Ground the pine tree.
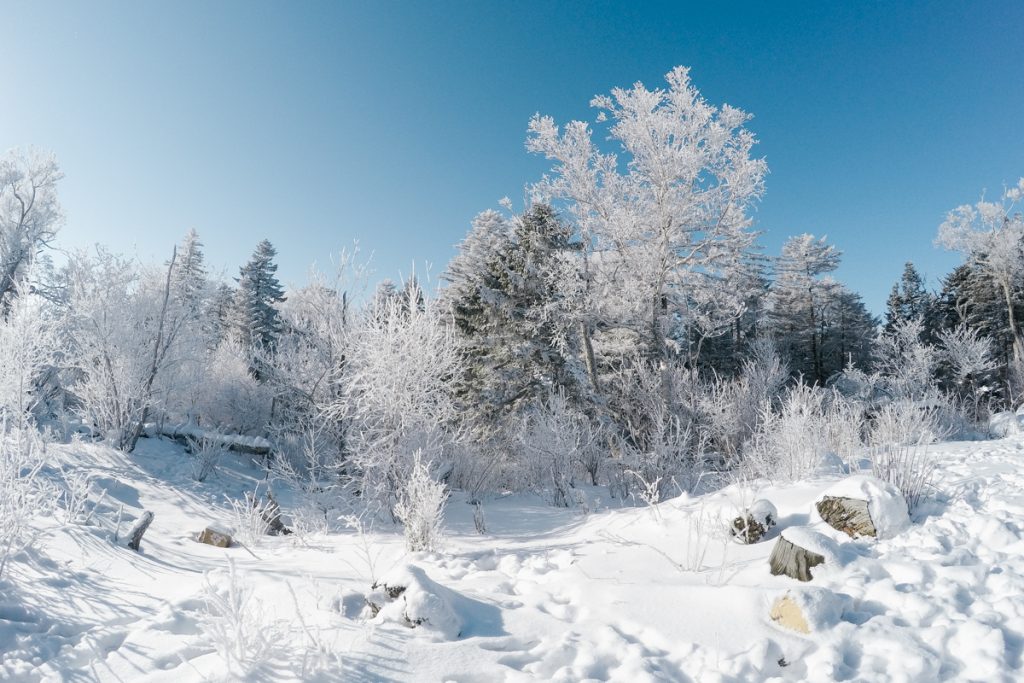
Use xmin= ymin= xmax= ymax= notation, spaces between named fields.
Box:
xmin=233 ymin=240 xmax=286 ymax=361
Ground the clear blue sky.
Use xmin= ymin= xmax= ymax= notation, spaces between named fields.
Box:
xmin=2 ymin=1 xmax=1021 ymax=313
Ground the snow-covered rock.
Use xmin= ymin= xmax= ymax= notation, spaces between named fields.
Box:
xmin=367 ymin=565 xmax=463 ymax=640
xmin=730 ymin=499 xmax=778 ymax=544
xmin=769 ymin=587 xmax=846 ymax=634
xmin=816 ymin=475 xmax=909 ymax=539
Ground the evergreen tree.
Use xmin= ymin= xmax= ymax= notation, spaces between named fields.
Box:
xmin=883 ymin=262 xmax=933 ymax=336
xmin=172 ymin=228 xmax=207 ymax=319
xmin=233 ymin=240 xmax=286 ymax=361
xmin=443 ymin=204 xmax=585 ymax=433
xmin=767 ymin=234 xmax=842 ymax=384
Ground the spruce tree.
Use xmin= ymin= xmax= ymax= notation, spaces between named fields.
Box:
xmin=883 ymin=262 xmax=933 ymax=336
xmin=233 ymin=239 xmax=286 ymax=359
xmin=443 ymin=204 xmax=584 ymax=433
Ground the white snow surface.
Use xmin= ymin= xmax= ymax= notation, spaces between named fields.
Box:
xmin=818 ymin=474 xmax=911 ymax=539
xmin=2 ymin=435 xmax=1024 ymax=681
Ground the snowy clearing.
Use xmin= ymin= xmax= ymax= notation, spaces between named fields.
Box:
xmin=3 ymin=434 xmax=1023 ymax=682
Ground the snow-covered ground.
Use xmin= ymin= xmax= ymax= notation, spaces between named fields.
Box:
xmin=3 ymin=434 xmax=1024 ymax=682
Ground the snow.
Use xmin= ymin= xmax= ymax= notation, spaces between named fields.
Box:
xmin=779 ymin=526 xmax=845 ymax=566
xmin=818 ymin=474 xmax=911 ymax=539
xmin=771 ymin=587 xmax=848 ymax=633
xmin=747 ymin=498 xmax=778 ymax=527
xmin=3 ymin=434 xmax=1024 ymax=680
xmin=988 ymin=410 xmax=1023 ymax=437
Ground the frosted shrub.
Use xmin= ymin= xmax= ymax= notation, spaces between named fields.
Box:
xmin=870 ymin=445 xmax=934 ymax=512
xmin=701 ymin=340 xmax=788 ymax=461
xmin=186 ymin=437 xmax=223 ymax=482
xmin=229 ymin=490 xmax=271 ymax=547
xmin=393 ymin=450 xmax=447 ymax=553
xmin=0 ymin=424 xmax=52 ymax=578
xmin=0 ymin=287 xmax=60 ymax=419
xmin=199 ymin=561 xmax=281 ymax=677
xmin=744 ymin=383 xmax=863 ymax=481
xmin=332 ymin=286 xmax=459 ymax=512
xmin=195 ymin=339 xmax=272 ymax=435
xmin=869 ymin=399 xmax=946 ymax=449
xmin=518 ymin=391 xmax=597 ymax=506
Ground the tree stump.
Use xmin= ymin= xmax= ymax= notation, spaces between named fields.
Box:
xmin=816 ymin=496 xmax=875 ymax=538
xmin=263 ymin=491 xmax=292 ymax=536
xmin=197 ymin=527 xmax=232 ymax=548
xmin=769 ymin=535 xmax=825 ymax=582
xmin=127 ymin=510 xmax=154 ymax=551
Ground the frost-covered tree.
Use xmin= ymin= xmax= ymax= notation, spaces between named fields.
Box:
xmin=233 ymin=240 xmax=286 ymax=372
xmin=0 ymin=149 xmax=63 ymax=314
xmin=444 ymin=204 xmax=586 ymax=435
xmin=0 ymin=283 xmax=59 ymax=419
xmin=526 ymin=66 xmax=766 ymax=389
xmin=937 ymin=178 xmax=1024 ymax=362
xmin=329 ymin=284 xmax=459 ymax=511
xmin=64 ymin=247 xmax=189 ymax=450
xmin=768 ymin=234 xmax=842 ymax=383
xmin=884 ymin=262 xmax=934 ymax=336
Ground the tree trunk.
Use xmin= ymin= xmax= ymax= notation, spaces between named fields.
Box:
xmin=127 ymin=511 xmax=154 ymax=551
xmin=126 ymin=246 xmax=178 ymax=452
xmin=768 ymin=535 xmax=825 ymax=582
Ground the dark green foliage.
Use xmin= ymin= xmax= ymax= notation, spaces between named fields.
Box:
xmin=443 ymin=204 xmax=586 ymax=433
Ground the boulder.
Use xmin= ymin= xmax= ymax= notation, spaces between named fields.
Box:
xmin=816 ymin=475 xmax=909 ymax=539
xmin=769 ymin=527 xmax=841 ymax=582
xmin=197 ymin=527 xmax=232 ymax=548
xmin=731 ymin=499 xmax=778 ymax=544
xmin=769 ymin=587 xmax=845 ymax=634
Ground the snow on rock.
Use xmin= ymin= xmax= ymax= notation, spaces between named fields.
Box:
xmin=769 ymin=587 xmax=847 ymax=634
xmin=816 ymin=475 xmax=910 ymax=539
xmin=730 ymin=499 xmax=778 ymax=544
xmin=368 ymin=564 xmax=463 ymax=641
xmin=989 ymin=411 xmax=1022 ymax=437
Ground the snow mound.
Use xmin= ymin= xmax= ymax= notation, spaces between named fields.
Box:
xmin=819 ymin=475 xmax=910 ymax=539
xmin=989 ymin=411 xmax=1022 ymax=437
xmin=770 ymin=587 xmax=847 ymax=634
xmin=370 ymin=564 xmax=463 ymax=640
xmin=747 ymin=499 xmax=778 ymax=527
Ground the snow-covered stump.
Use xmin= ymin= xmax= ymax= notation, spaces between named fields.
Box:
xmin=731 ymin=499 xmax=778 ymax=544
xmin=769 ymin=528 xmax=840 ymax=582
xmin=815 ymin=476 xmax=910 ymax=539
xmin=769 ymin=588 xmax=845 ymax=634
xmin=127 ymin=510 xmax=154 ymax=551
xmin=197 ymin=526 xmax=232 ymax=548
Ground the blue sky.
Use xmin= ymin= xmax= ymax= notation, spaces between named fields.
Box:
xmin=1 ymin=1 xmax=1021 ymax=313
